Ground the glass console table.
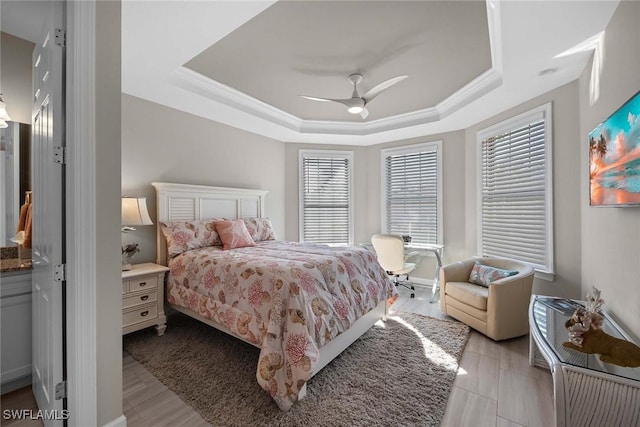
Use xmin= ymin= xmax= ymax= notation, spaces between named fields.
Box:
xmin=528 ymin=295 xmax=640 ymax=427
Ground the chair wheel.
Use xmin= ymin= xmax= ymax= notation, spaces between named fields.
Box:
xmin=410 ymin=293 xmax=415 ymax=298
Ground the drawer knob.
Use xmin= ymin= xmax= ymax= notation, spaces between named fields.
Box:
xmin=140 ymin=310 xmax=149 ymax=317
xmin=139 ymin=282 xmax=147 ymax=287
xmin=140 ymin=295 xmax=149 ymax=301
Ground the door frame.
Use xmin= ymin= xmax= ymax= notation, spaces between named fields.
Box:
xmin=26 ymin=2 xmax=123 ymax=425
xmin=65 ymin=1 xmax=101 ymax=425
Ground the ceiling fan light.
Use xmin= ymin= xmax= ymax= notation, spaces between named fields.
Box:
xmin=348 ymin=106 xmax=364 ymax=114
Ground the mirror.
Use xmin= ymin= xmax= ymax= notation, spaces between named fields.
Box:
xmin=1 ymin=20 xmax=37 ymax=271
xmin=1 ymin=121 xmax=31 ymax=247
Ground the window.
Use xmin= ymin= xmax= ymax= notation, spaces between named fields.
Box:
xmin=381 ymin=141 xmax=442 ymax=246
xmin=477 ymin=103 xmax=554 ymax=276
xmin=299 ymin=150 xmax=353 ymax=245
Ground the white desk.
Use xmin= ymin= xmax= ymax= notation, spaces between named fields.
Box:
xmin=405 ymin=244 xmax=444 ymax=303
xmin=363 ymin=242 xmax=444 ymax=303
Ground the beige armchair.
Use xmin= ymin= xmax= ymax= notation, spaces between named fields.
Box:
xmin=439 ymin=257 xmax=535 ymax=341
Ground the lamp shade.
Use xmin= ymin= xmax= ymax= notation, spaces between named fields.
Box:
xmin=0 ymin=95 xmax=11 ymax=122
xmin=121 ymin=197 xmax=153 ymax=226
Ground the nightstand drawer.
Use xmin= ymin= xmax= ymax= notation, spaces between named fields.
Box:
xmin=123 ymin=304 xmax=157 ymax=328
xmin=123 ymin=290 xmax=158 ymax=310
xmin=122 ymin=263 xmax=169 ymax=336
xmin=128 ymin=275 xmax=157 ymax=293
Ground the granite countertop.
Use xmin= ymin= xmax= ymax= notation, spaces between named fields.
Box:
xmin=0 ymin=246 xmax=33 ymax=273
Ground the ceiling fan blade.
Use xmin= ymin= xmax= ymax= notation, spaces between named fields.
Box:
xmin=362 ymin=75 xmax=408 ymax=104
xmin=299 ymin=95 xmax=335 ymax=103
xmin=300 ymin=95 xmax=362 ymax=108
xmin=360 ymin=108 xmax=369 ymax=119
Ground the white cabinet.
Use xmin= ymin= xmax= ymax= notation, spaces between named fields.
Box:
xmin=122 ymin=263 xmax=169 ymax=336
xmin=1 ymin=271 xmax=32 ymax=393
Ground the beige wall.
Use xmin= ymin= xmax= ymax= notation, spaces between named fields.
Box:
xmin=464 ymin=82 xmax=583 ymax=299
xmin=579 ymin=0 xmax=640 ymax=341
xmin=96 ymin=1 xmax=123 ymax=425
xmin=1 ymin=32 xmax=33 ymax=124
xmin=121 ymin=94 xmax=286 ymax=264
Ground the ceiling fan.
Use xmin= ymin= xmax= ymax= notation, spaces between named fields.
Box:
xmin=300 ymin=74 xmax=408 ymax=119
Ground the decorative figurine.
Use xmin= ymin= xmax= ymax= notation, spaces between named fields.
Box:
xmin=122 ymin=242 xmax=140 ymax=271
xmin=563 ymin=287 xmax=640 ymax=368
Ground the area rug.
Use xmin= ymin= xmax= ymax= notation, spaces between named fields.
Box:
xmin=123 ymin=311 xmax=470 ymax=427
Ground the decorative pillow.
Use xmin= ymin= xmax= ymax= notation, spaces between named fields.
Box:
xmin=159 ymin=221 xmax=222 ymax=257
xmin=468 ymin=261 xmax=518 ymax=287
xmin=242 ymin=217 xmax=277 ymax=242
xmin=214 ymin=219 xmax=256 ymax=250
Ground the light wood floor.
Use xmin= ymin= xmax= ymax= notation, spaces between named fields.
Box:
xmin=392 ymin=286 xmax=554 ymax=427
xmin=0 ymin=386 xmax=42 ymax=427
xmin=3 ymin=285 xmax=554 ymax=427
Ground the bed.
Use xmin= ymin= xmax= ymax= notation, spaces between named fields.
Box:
xmin=152 ymin=182 xmax=396 ymax=411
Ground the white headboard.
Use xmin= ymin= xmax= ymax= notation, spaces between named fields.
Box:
xmin=151 ymin=182 xmax=268 ymax=265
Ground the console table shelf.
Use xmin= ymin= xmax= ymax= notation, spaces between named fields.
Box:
xmin=528 ymin=295 xmax=640 ymax=427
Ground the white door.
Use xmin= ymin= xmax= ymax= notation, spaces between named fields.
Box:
xmin=31 ymin=1 xmax=65 ymax=424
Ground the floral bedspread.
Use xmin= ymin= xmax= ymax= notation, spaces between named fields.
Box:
xmin=166 ymin=240 xmax=396 ymax=410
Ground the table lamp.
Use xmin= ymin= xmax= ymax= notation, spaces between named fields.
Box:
xmin=121 ymin=197 xmax=153 ymax=270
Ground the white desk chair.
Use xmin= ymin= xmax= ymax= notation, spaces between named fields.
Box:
xmin=371 ymin=234 xmax=421 ymax=298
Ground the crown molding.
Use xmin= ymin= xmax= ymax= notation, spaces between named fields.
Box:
xmin=170 ymin=62 xmax=501 ymax=139
xmin=437 ymin=68 xmax=503 ymax=119
xmin=166 ymin=0 xmax=504 ymax=140
xmin=169 ymin=67 xmax=301 ymax=132
xmin=123 ymin=0 xmax=507 ymax=144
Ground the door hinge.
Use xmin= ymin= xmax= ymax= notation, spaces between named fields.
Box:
xmin=55 ymin=381 xmax=66 ymax=400
xmin=54 ymin=264 xmax=66 ymax=282
xmin=53 ymin=146 xmax=65 ymax=164
xmin=55 ymin=28 xmax=66 ymax=47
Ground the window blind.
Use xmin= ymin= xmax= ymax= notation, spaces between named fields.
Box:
xmin=480 ymin=116 xmax=549 ymax=270
xmin=301 ymin=153 xmax=352 ymax=245
xmin=384 ymin=146 xmax=440 ymax=245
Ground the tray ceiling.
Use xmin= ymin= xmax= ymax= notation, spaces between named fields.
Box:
xmin=121 ymin=0 xmax=620 ymax=145
xmin=185 ymin=1 xmax=491 ymax=122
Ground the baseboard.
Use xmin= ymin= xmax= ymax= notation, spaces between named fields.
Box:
xmin=101 ymin=414 xmax=126 ymax=427
xmin=1 ymin=375 xmax=32 ymax=395
xmin=409 ymin=277 xmax=434 ymax=287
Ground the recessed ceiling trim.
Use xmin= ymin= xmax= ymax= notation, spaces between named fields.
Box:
xmin=437 ymin=68 xmax=503 ymax=118
xmin=170 ymin=67 xmax=502 ymax=139
xmin=170 ymin=67 xmax=301 ymax=131
xmin=123 ymin=0 xmax=620 ymax=145
xmin=171 ymin=64 xmax=506 ymax=138
xmin=301 ymin=107 xmax=441 ymax=136
xmin=166 ymin=0 xmax=503 ymax=139
xmin=486 ymin=0 xmax=504 ymax=74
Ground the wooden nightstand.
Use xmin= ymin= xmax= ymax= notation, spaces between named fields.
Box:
xmin=122 ymin=263 xmax=170 ymax=336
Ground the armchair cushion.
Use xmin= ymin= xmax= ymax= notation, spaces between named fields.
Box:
xmin=468 ymin=261 xmax=518 ymax=287
xmin=445 ymin=281 xmax=488 ymax=310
